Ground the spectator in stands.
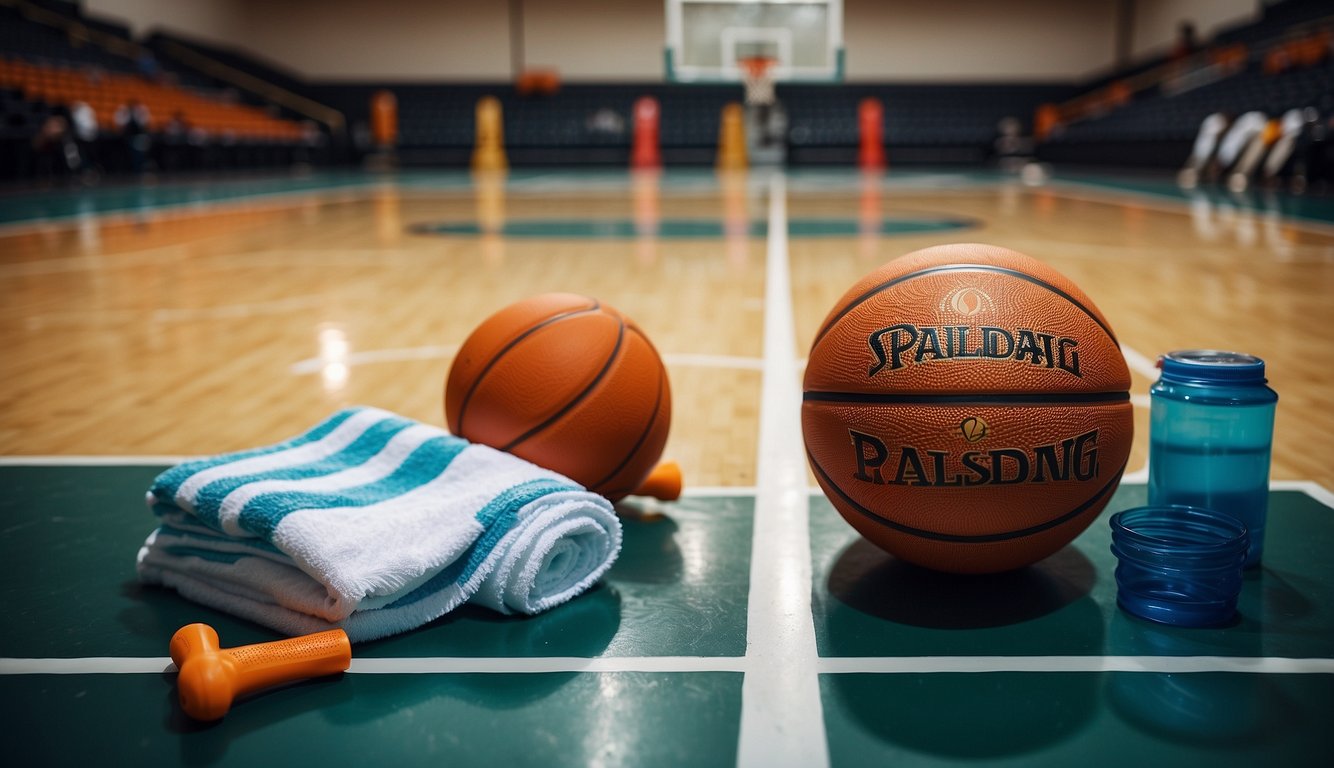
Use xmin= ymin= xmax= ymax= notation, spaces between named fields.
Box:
xmin=295 ymin=120 xmax=326 ymax=167
xmin=586 ymin=108 xmax=626 ymax=136
xmin=69 ymin=100 xmax=98 ymax=179
xmin=115 ymin=98 xmax=152 ymax=175
xmin=188 ymin=123 xmax=209 ymax=171
xmin=159 ymin=111 xmax=189 ymax=172
xmin=137 ymin=51 xmax=162 ymax=83
xmin=31 ymin=112 xmax=75 ymax=184
xmin=1172 ymin=22 xmax=1199 ymax=61
xmin=992 ymin=116 xmax=1033 ymax=171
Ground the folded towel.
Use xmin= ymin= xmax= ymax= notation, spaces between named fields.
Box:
xmin=136 ymin=406 xmax=621 ymax=642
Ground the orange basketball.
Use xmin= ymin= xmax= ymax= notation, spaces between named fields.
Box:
xmin=445 ymin=293 xmax=671 ymax=502
xmin=802 ymin=244 xmax=1133 ymax=574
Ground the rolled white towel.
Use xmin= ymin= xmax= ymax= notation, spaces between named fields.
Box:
xmin=136 ymin=406 xmax=621 ymax=642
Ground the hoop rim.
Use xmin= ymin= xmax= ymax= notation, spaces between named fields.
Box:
xmin=739 ymin=56 xmax=777 ymax=79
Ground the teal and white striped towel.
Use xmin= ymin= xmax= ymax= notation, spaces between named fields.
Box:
xmin=136 ymin=406 xmax=621 ymax=642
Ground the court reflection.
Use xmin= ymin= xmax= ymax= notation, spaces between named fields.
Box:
xmin=819 ymin=532 xmax=1105 ymax=757
xmin=356 ymin=496 xmax=753 ymax=659
xmin=609 ymin=503 xmax=684 ymax=585
xmin=1105 ymin=616 xmax=1267 ymax=747
xmin=472 ymin=169 xmax=507 ymax=265
xmin=363 ymin=581 xmax=622 ymax=660
xmin=717 ymin=169 xmax=751 ymax=271
xmin=171 ymin=670 xmax=356 ymax=765
xmin=631 ymin=168 xmax=661 ymax=266
xmin=825 ymin=537 xmax=1097 ymax=630
xmin=825 ymin=670 xmax=1099 ymax=760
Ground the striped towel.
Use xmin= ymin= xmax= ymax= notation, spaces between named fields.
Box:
xmin=136 ymin=406 xmax=621 ymax=643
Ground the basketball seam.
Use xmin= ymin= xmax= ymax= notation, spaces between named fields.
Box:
xmin=811 ymin=264 xmax=1120 ymax=350
xmin=806 ymin=449 xmax=1126 ymax=544
xmin=501 ymin=313 xmax=627 ymax=453
xmin=455 ymin=298 xmax=600 ymax=435
xmin=590 ymin=361 xmax=666 ymax=494
xmin=803 ymin=392 xmax=1131 ymax=405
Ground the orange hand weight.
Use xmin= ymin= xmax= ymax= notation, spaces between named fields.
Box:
xmin=631 ymin=461 xmax=682 ymax=501
xmin=169 ymin=623 xmax=352 ymax=721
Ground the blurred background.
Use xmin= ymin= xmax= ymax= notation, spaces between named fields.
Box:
xmin=0 ymin=0 xmax=1330 ymax=188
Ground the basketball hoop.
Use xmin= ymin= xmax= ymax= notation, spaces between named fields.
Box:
xmin=739 ymin=56 xmax=776 ymax=107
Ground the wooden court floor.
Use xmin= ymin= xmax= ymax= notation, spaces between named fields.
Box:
xmin=1 ymin=169 xmax=1331 ymax=491
xmin=3 ymin=169 xmax=1334 ymax=767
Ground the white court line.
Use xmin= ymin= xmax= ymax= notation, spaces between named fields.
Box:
xmin=0 ymin=456 xmax=194 ymax=466
xmin=1122 ymin=466 xmax=1150 ymax=483
xmin=0 ymin=184 xmax=379 ymax=237
xmin=289 ymin=345 xmax=461 ymax=375
xmin=288 ymin=348 xmax=764 ymax=376
xmin=818 ymin=656 xmax=1334 ymax=675
xmin=0 ymin=657 xmax=173 ymax=674
xmin=6 ymin=654 xmax=1332 ymax=676
xmin=2 ymin=462 xmax=1327 ymax=509
xmin=349 ymin=656 xmax=747 ymax=674
xmin=1120 ymin=344 xmax=1161 ymax=380
xmin=681 ymin=486 xmax=767 ymax=497
xmin=1272 ymin=480 xmax=1334 ymax=509
xmin=1047 ymin=180 xmax=1334 ymax=236
xmin=735 ymin=173 xmax=829 ymax=768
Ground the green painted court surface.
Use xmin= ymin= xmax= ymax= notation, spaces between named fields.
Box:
xmin=1 ymin=465 xmax=1331 ymax=766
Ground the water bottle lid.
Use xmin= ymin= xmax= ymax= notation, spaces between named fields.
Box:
xmin=1159 ymin=350 xmax=1267 ymax=384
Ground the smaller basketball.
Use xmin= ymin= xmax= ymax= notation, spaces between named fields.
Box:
xmin=445 ymin=293 xmax=671 ymax=502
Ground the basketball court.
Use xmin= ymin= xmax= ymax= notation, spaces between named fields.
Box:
xmin=3 ymin=168 xmax=1332 ymax=765
xmin=3 ymin=0 xmax=1334 ymax=765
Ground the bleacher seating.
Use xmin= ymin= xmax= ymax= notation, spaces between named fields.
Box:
xmin=1037 ymin=0 xmax=1333 ymax=168
xmin=0 ymin=2 xmax=316 ymax=180
xmin=308 ymin=82 xmax=745 ymax=165
xmin=780 ymin=83 xmax=1072 ymax=165
xmin=4 ymin=0 xmax=1330 ymax=178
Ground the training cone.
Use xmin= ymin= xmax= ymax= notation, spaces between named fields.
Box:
xmin=472 ymin=96 xmax=508 ymax=172
xmin=631 ymin=96 xmax=662 ymax=169
xmin=716 ymin=103 xmax=747 ymax=170
xmin=858 ymin=98 xmax=885 ymax=170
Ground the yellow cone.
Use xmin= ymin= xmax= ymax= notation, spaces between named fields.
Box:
xmin=716 ymin=102 xmax=747 ymax=170
xmin=472 ymin=96 xmax=508 ymax=172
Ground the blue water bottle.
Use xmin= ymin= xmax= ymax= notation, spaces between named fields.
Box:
xmin=1148 ymin=351 xmax=1277 ymax=569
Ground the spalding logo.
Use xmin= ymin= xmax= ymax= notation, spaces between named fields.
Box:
xmin=959 ymin=417 xmax=989 ymax=443
xmin=942 ymin=287 xmax=994 ymax=317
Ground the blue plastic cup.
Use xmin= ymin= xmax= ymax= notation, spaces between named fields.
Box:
xmin=1109 ymin=505 xmax=1249 ymax=627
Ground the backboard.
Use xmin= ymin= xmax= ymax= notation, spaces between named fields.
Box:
xmin=665 ymin=0 xmax=844 ymax=83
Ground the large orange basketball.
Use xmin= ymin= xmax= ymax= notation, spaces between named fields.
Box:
xmin=802 ymin=244 xmax=1133 ymax=574
xmin=445 ymin=293 xmax=671 ymax=502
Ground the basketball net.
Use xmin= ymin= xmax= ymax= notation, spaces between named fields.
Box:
xmin=740 ymin=56 xmax=776 ymax=107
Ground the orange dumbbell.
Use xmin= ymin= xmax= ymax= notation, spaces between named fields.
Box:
xmin=632 ymin=460 xmax=683 ymax=501
xmin=169 ymin=623 xmax=352 ymax=721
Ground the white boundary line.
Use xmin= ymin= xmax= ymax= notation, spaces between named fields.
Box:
xmin=287 ymin=348 xmax=765 ymax=376
xmin=0 ymin=183 xmax=381 ymax=237
xmin=818 ymin=656 xmax=1334 ymax=675
xmin=1272 ymin=480 xmax=1334 ymax=509
xmin=735 ymin=173 xmax=829 ymax=768
xmin=0 ymin=456 xmax=195 ymax=466
xmin=349 ymin=656 xmax=747 ymax=674
xmin=0 ymin=658 xmax=174 ymax=674
xmin=1047 ymin=179 xmax=1334 ymax=236
xmin=2 ymin=461 xmax=1328 ymax=508
xmin=6 ymin=654 xmax=1332 ymax=676
xmin=1119 ymin=344 xmax=1160 ymax=380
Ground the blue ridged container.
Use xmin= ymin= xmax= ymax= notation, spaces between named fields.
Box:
xmin=1110 ymin=505 xmax=1249 ymax=627
xmin=1147 ymin=350 xmax=1277 ymax=569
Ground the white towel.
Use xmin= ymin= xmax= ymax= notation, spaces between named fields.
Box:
xmin=136 ymin=406 xmax=621 ymax=643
